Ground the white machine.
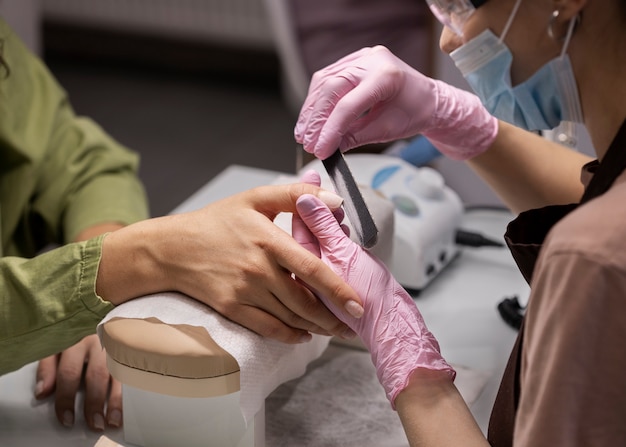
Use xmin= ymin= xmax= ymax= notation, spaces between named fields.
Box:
xmin=301 ymin=154 xmax=464 ymax=292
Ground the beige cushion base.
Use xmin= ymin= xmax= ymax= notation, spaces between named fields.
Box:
xmin=101 ymin=317 xmax=241 ymax=397
xmin=106 ymin=354 xmax=241 ymax=398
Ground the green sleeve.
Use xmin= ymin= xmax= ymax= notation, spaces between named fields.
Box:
xmin=41 ymin=113 xmax=151 ymax=243
xmin=0 ymin=17 xmax=149 ymax=249
xmin=0 ymin=235 xmax=113 ymax=375
xmin=0 ymin=19 xmax=146 ymax=375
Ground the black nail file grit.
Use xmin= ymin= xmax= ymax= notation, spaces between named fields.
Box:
xmin=322 ymin=149 xmax=379 ymax=248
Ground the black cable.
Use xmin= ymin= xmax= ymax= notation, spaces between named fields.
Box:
xmin=463 ymin=204 xmax=510 ymax=213
xmin=497 ymin=295 xmax=525 ymax=330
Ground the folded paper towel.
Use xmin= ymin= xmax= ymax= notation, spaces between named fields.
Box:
xmin=98 ymin=292 xmax=330 ymax=424
xmin=94 ymin=436 xmax=124 ymax=447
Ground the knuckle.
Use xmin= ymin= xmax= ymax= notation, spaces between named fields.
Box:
xmin=329 ymin=282 xmax=351 ymax=305
xmin=311 ymin=69 xmax=325 ymax=83
xmin=330 ymin=320 xmax=348 ymax=335
xmin=254 ymin=316 xmax=306 ymax=344
xmin=243 ymin=257 xmax=269 ymax=281
xmin=214 ymin=295 xmax=242 ymax=317
xmin=258 ymin=323 xmax=289 ymax=342
xmin=298 ymin=254 xmax=324 ymax=278
xmin=288 ymin=182 xmax=315 ymax=199
xmin=57 ymin=363 xmax=83 ymax=379
xmin=343 ymin=133 xmax=360 ymax=149
xmin=85 ymin=367 xmax=110 ymax=386
xmin=381 ymin=63 xmax=404 ymax=83
xmin=371 ymin=44 xmax=389 ymax=54
xmin=295 ymin=290 xmax=324 ymax=318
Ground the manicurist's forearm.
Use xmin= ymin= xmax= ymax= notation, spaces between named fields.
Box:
xmin=394 ymin=369 xmax=489 ymax=447
xmin=468 ymin=121 xmax=591 ymax=214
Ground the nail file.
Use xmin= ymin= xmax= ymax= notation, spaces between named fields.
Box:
xmin=322 ymin=149 xmax=378 ymax=248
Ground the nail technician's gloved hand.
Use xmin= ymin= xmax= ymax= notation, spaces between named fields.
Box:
xmin=292 ymin=191 xmax=455 ymax=408
xmin=294 ymin=45 xmax=498 ymax=161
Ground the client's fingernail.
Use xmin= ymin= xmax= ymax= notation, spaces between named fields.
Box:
xmin=34 ymin=380 xmax=44 ymax=398
xmin=93 ymin=413 xmax=105 ymax=431
xmin=62 ymin=410 xmax=74 ymax=427
xmin=342 ymin=328 xmax=357 ymax=339
xmin=108 ymin=409 xmax=122 ymax=427
xmin=299 ymin=333 xmax=313 ymax=343
xmin=345 ymin=300 xmax=364 ymax=318
xmin=319 ymin=191 xmax=344 ymax=209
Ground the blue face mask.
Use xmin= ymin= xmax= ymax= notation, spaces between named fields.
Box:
xmin=449 ymin=13 xmax=583 ymax=131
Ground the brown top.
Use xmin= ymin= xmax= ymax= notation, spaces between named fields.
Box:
xmin=513 ymin=168 xmax=626 ymax=445
xmin=489 ymin=120 xmax=626 ymax=446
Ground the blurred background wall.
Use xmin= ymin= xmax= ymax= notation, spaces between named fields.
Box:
xmin=3 ymin=0 xmax=592 ymax=216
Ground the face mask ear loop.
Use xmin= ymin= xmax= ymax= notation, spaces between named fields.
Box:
xmin=499 ymin=0 xmax=524 ymax=43
xmin=559 ymin=15 xmax=577 ymax=59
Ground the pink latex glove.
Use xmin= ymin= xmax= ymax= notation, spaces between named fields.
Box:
xmin=292 ymin=189 xmax=455 ymax=408
xmin=294 ymin=45 xmax=498 ymax=161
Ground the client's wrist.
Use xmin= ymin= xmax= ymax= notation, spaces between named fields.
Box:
xmin=96 ymin=219 xmax=166 ymax=305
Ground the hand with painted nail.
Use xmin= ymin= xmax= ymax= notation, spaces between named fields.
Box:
xmin=35 ymin=223 xmax=125 ymax=432
xmin=98 ymin=183 xmax=363 ymax=345
xmin=293 ymin=192 xmax=455 ymax=407
xmin=31 ymin=183 xmax=362 ymax=434
xmin=36 ymin=335 xmax=122 ymax=431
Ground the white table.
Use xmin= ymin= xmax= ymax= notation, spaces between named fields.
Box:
xmin=0 ymin=165 xmax=526 ymax=446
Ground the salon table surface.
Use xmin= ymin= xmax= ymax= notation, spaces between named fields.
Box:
xmin=0 ymin=165 xmax=526 ymax=447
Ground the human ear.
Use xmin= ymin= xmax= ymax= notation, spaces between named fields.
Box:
xmin=552 ymin=0 xmax=587 ymax=21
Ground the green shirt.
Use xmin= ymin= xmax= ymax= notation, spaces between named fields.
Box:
xmin=0 ymin=18 xmax=149 ymax=374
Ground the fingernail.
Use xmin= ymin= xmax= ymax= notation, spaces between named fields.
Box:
xmin=93 ymin=413 xmax=105 ymax=431
xmin=108 ymin=409 xmax=122 ymax=427
xmin=318 ymin=191 xmax=344 ymax=209
xmin=34 ymin=380 xmax=44 ymax=398
xmin=345 ymin=300 xmax=364 ymax=318
xmin=342 ymin=327 xmax=357 ymax=339
xmin=299 ymin=333 xmax=313 ymax=343
xmin=62 ymin=410 xmax=74 ymax=427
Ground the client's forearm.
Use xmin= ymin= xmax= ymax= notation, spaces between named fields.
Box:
xmin=73 ymin=222 xmax=126 ymax=242
xmin=395 ymin=369 xmax=489 ymax=447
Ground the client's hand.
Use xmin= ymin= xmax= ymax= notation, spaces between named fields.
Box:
xmin=292 ymin=185 xmax=455 ymax=407
xmin=36 ymin=335 xmax=122 ymax=431
xmin=36 ymin=222 xmax=126 ymax=431
xmin=98 ymin=183 xmax=363 ymax=345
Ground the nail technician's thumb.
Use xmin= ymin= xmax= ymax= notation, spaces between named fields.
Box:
xmin=296 ymin=194 xmax=323 ymax=218
xmin=297 ymin=195 xmax=344 ymax=240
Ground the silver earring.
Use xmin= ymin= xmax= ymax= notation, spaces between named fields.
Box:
xmin=548 ymin=10 xmax=581 ymax=41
